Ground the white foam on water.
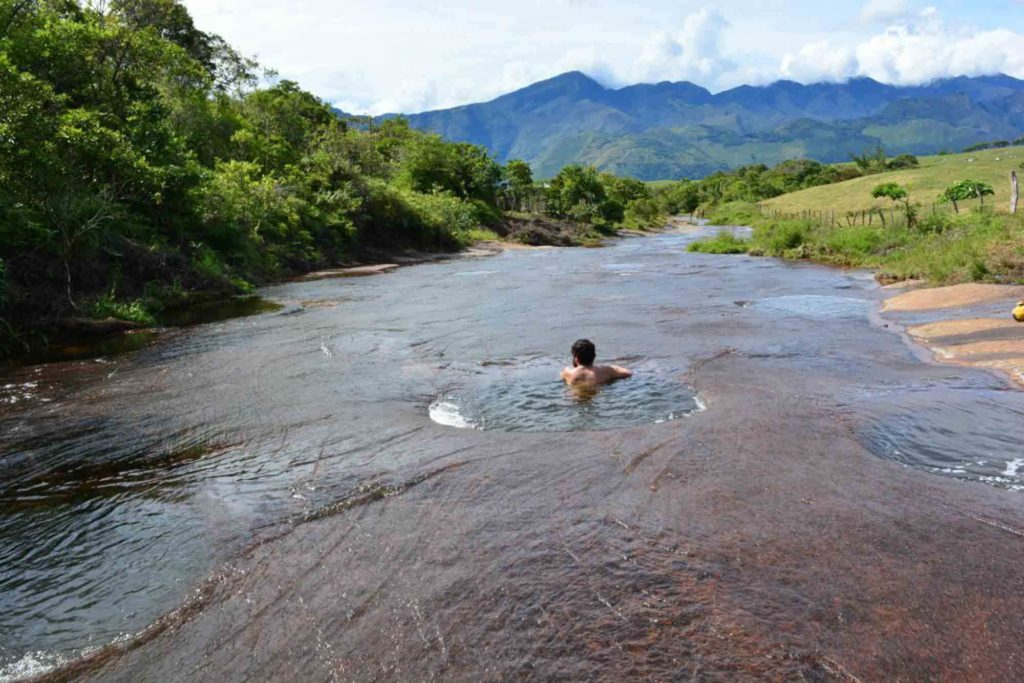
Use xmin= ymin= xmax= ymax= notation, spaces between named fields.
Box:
xmin=1004 ymin=458 xmax=1024 ymax=477
xmin=0 ymin=633 xmax=138 ymax=682
xmin=428 ymin=399 xmax=476 ymax=430
xmin=1 ymin=649 xmax=72 ymax=682
xmin=0 ymin=381 xmax=38 ymax=405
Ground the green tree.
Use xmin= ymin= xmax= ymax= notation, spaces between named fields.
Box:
xmin=656 ymin=180 xmax=699 ymax=214
xmin=939 ymin=179 xmax=995 ymax=213
xmin=397 ymin=134 xmax=501 ymax=203
xmin=546 ymin=164 xmax=606 ymax=222
xmin=872 ymin=182 xmax=915 ymax=226
xmin=599 ymin=173 xmax=649 ymax=205
xmin=502 ymin=159 xmax=534 ymax=211
xmin=504 ymin=159 xmax=533 ymax=194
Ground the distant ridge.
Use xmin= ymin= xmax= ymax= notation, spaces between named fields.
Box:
xmin=379 ymin=71 xmax=1024 ymax=179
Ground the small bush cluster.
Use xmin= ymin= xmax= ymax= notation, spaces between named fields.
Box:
xmin=687 ymin=231 xmax=750 ymax=254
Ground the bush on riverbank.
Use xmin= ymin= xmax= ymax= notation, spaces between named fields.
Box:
xmin=690 ymin=202 xmax=1024 ymax=284
xmin=687 ymin=231 xmax=750 ymax=254
xmin=0 ymin=1 xmax=651 ymax=355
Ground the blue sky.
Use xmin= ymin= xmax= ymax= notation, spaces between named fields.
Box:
xmin=181 ymin=0 xmax=1024 ymax=114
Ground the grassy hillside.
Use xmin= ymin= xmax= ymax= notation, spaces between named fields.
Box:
xmin=763 ymin=147 xmax=1024 ymax=215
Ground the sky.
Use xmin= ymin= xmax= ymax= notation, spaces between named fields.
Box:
xmin=181 ymin=0 xmax=1024 ymax=115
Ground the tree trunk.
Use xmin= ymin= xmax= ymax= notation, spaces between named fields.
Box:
xmin=952 ymin=199 xmax=959 ymax=214
xmin=63 ymin=255 xmax=75 ymax=309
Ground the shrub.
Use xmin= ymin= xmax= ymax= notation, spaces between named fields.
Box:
xmin=916 ymin=212 xmax=956 ymax=234
xmin=597 ymin=199 xmax=625 ymax=223
xmin=752 ymin=219 xmax=809 ymax=255
xmin=832 ymin=167 xmax=864 ymax=182
xmin=688 ymin=231 xmax=750 ymax=254
xmin=88 ymin=292 xmax=157 ymax=325
xmin=624 ymin=197 xmax=663 ymax=228
xmin=887 ymin=154 xmax=919 ymax=170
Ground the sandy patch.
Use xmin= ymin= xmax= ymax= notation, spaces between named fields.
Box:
xmin=907 ymin=316 xmax=1024 ymax=386
xmin=883 ymin=283 xmax=1024 ymax=312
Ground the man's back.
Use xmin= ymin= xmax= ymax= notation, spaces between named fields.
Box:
xmin=561 ymin=339 xmax=632 ymax=387
xmin=561 ymin=363 xmax=632 ymax=386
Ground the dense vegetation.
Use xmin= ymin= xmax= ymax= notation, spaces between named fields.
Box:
xmin=0 ymin=1 xmax=661 ymax=353
xmin=647 ymin=157 xmax=870 ymax=216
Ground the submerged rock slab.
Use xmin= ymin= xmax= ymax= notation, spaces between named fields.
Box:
xmin=883 ymin=283 xmax=1024 ymax=312
xmin=297 ymin=263 xmax=399 ymax=281
xmin=908 ymin=317 xmax=1024 ymax=386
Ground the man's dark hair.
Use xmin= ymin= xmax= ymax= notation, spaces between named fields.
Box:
xmin=572 ymin=339 xmax=596 ymax=366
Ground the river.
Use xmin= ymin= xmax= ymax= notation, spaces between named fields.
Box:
xmin=2 ymin=227 xmax=1023 ymax=680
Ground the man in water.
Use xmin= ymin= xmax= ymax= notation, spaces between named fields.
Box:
xmin=561 ymin=339 xmax=633 ymax=386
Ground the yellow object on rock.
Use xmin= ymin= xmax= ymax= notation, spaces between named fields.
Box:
xmin=1014 ymin=301 xmax=1024 ymax=323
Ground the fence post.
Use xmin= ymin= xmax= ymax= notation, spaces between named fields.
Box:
xmin=1012 ymin=171 xmax=1019 ymax=215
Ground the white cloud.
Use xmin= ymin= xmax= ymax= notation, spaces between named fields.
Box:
xmin=183 ymin=0 xmax=1024 ymax=115
xmin=630 ymin=8 xmax=736 ymax=86
xmin=780 ymin=42 xmax=858 ymax=83
xmin=335 ymin=49 xmax=622 ymax=115
xmin=780 ymin=7 xmax=1024 ymax=85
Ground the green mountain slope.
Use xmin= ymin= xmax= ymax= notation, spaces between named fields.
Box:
xmin=393 ymin=72 xmax=1024 ymax=180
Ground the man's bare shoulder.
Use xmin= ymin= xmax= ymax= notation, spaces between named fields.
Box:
xmin=609 ymin=364 xmax=633 ymax=378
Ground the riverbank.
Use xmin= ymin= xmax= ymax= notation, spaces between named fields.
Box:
xmin=687 ymin=203 xmax=1024 ymax=385
xmin=882 ymin=283 xmax=1024 ymax=387
xmin=690 ymin=201 xmax=1024 ymax=285
xmin=0 ymin=216 xmax=638 ymax=367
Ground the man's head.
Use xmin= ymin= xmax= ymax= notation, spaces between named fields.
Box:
xmin=571 ymin=339 xmax=596 ymax=367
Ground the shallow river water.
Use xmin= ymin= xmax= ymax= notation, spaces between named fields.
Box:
xmin=1 ymin=228 xmax=1023 ymax=680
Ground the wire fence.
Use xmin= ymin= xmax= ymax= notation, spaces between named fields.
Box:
xmin=497 ymin=190 xmax=548 ymax=214
xmin=754 ymin=202 xmax=959 ymax=229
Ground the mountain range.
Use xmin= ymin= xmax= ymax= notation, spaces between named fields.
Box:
xmin=388 ymin=71 xmax=1024 ymax=180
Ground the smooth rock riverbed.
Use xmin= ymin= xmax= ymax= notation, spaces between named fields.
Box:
xmin=2 ymin=228 xmax=1023 ymax=681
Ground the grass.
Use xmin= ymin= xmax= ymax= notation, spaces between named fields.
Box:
xmin=644 ymin=179 xmax=678 ymax=191
xmin=690 ymin=201 xmax=1024 ymax=285
xmin=762 ymin=146 xmax=1024 ymax=216
xmin=459 ymin=227 xmax=501 ymax=243
xmin=87 ymin=293 xmax=158 ymax=326
xmin=687 ymin=230 xmax=749 ymax=254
